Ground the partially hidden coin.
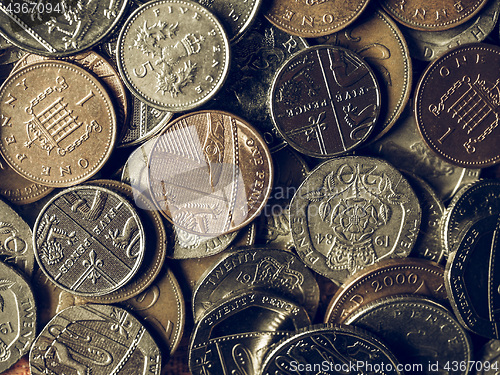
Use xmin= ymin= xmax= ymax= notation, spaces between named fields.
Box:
xmin=192 ymin=247 xmax=320 ymax=322
xmin=263 ymin=0 xmax=371 ymax=38
xmin=0 ymin=356 xmax=29 ymax=375
xmin=401 ymin=0 xmax=500 ymax=61
xmin=290 ymin=155 xmax=421 ymax=284
xmin=415 ymin=43 xmax=500 ymax=168
xmin=345 ymin=295 xmax=473 ymax=375
xmin=0 ymin=261 xmax=36 ymax=373
xmin=270 ymin=45 xmax=381 ymax=158
xmin=189 ymin=290 xmax=311 ymax=375
xmin=474 ymin=340 xmax=500 ymax=374
xmin=366 ymin=108 xmax=481 ymax=201
xmin=121 ymin=265 xmax=185 ymax=356
xmin=82 ymin=179 xmax=167 ymax=303
xmin=311 ymin=8 xmax=412 ymax=143
xmin=148 ymin=110 xmax=273 ymax=237
xmin=441 ymin=179 xmax=500 ymax=254
xmin=0 ymin=0 xmax=129 ymax=57
xmin=380 ymin=0 xmax=489 ymax=31
xmin=0 ymin=61 xmax=117 ymax=187
xmin=260 ymin=323 xmax=403 ymax=375
xmin=33 ymin=185 xmax=145 ymax=297
xmin=324 ymin=258 xmax=447 ymax=324
xmin=29 ymin=304 xmax=161 ymax=374
xmin=117 ymin=0 xmax=231 ymax=112
xmin=445 ymin=214 xmax=500 ymax=339
xmin=0 ymin=198 xmax=34 ymax=278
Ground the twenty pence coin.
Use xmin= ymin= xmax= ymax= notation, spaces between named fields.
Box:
xmin=290 ymin=156 xmax=421 ymax=284
xmin=0 ymin=61 xmax=117 ymax=187
xmin=148 ymin=110 xmax=273 ymax=237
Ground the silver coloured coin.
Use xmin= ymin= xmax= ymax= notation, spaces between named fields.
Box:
xmin=117 ymin=0 xmax=231 ymax=112
xmin=33 ymin=185 xmax=145 ymax=297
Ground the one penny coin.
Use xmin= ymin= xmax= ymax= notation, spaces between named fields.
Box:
xmin=33 ymin=185 xmax=145 ymax=297
xmin=415 ymin=43 xmax=500 ymax=168
xmin=0 ymin=61 xmax=117 ymax=187
xmin=148 ymin=110 xmax=273 ymax=237
xmin=270 ymin=45 xmax=381 ymax=158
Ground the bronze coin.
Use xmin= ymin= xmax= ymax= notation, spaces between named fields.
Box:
xmin=33 ymin=185 xmax=146 ymax=297
xmin=0 ymin=61 xmax=117 ymax=187
xmin=263 ymin=0 xmax=371 ymax=37
xmin=0 ymin=356 xmax=29 ymax=375
xmin=148 ymin=110 xmax=273 ymax=237
xmin=270 ymin=45 xmax=381 ymax=158
xmin=324 ymin=258 xmax=447 ymax=324
xmin=380 ymin=0 xmax=490 ymax=31
xmin=415 ymin=43 xmax=500 ymax=168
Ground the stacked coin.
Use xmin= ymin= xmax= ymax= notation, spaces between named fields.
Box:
xmin=2 ymin=0 xmax=500 ymax=374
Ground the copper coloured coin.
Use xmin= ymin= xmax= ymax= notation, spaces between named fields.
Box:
xmin=263 ymin=0 xmax=371 ymax=38
xmin=0 ymin=61 xmax=117 ymax=187
xmin=270 ymin=45 xmax=381 ymax=158
xmin=415 ymin=43 xmax=500 ymax=168
xmin=148 ymin=110 xmax=273 ymax=237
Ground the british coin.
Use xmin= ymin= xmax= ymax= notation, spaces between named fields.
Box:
xmin=415 ymin=43 xmax=500 ymax=168
xmin=148 ymin=110 xmax=273 ymax=237
xmin=324 ymin=258 xmax=447 ymax=324
xmin=189 ymin=290 xmax=311 ymax=375
xmin=192 ymin=247 xmax=320 ymax=322
xmin=0 ymin=46 xmax=25 ymax=65
xmin=263 ymin=0 xmax=371 ymax=38
xmin=0 ymin=0 xmax=128 ymax=57
xmin=290 ymin=156 xmax=421 ymax=284
xmin=121 ymin=266 xmax=185 ymax=356
xmin=401 ymin=0 xmax=500 ymax=61
xmin=445 ymin=214 xmax=500 ymax=339
xmin=29 ymin=304 xmax=161 ymax=374
xmin=192 ymin=0 xmax=262 ymax=43
xmin=260 ymin=324 xmax=403 ymax=375
xmin=0 ymin=261 xmax=36 ymax=373
xmin=33 ymin=185 xmax=145 ymax=297
xmin=0 ymin=356 xmax=29 ymax=375
xmin=404 ymin=172 xmax=447 ymax=263
xmin=11 ymin=51 xmax=129 ymax=136
xmin=311 ymin=8 xmax=412 ymax=143
xmin=347 ymin=296 xmax=472 ymax=375
xmin=475 ymin=340 xmax=500 ymax=374
xmin=0 ymin=61 xmax=117 ymax=187
xmin=256 ymin=147 xmax=309 ymax=250
xmin=205 ymin=15 xmax=308 ymax=153
xmin=0 ymin=198 xmax=34 ymax=277
xmin=380 ymin=0 xmax=489 ymax=31
xmin=117 ymin=0 xmax=231 ymax=112
xmin=441 ymin=180 xmax=500 ymax=254
xmin=270 ymin=45 xmax=381 ymax=158
xmin=83 ymin=179 xmax=167 ymax=303
xmin=366 ymin=108 xmax=481 ymax=201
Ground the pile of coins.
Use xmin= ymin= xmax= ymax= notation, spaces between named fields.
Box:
xmin=1 ymin=0 xmax=500 ymax=374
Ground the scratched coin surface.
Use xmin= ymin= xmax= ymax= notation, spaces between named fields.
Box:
xmin=415 ymin=43 xmax=500 ymax=168
xmin=345 ymin=296 xmax=473 ymax=375
xmin=270 ymin=45 xmax=381 ymax=158
xmin=324 ymin=258 xmax=447 ymax=324
xmin=0 ymin=198 xmax=34 ymax=277
xmin=380 ymin=0 xmax=489 ymax=31
xmin=148 ymin=110 xmax=273 ymax=237
xmin=0 ymin=61 xmax=117 ymax=187
xmin=29 ymin=304 xmax=161 ymax=375
xmin=0 ymin=261 xmax=36 ymax=373
xmin=121 ymin=265 xmax=185 ymax=356
xmin=263 ymin=0 xmax=371 ymax=37
xmin=290 ymin=156 xmax=421 ymax=284
xmin=311 ymin=8 xmax=412 ymax=142
xmin=192 ymin=247 xmax=320 ymax=322
xmin=33 ymin=185 xmax=145 ymax=297
xmin=445 ymin=214 xmax=500 ymax=339
xmin=117 ymin=0 xmax=231 ymax=112
xmin=260 ymin=324 xmax=403 ymax=375
xmin=0 ymin=0 xmax=128 ymax=57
